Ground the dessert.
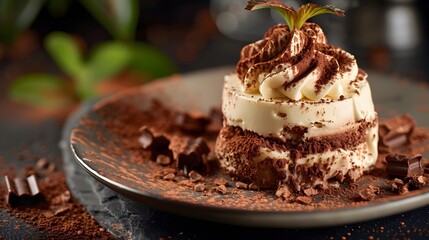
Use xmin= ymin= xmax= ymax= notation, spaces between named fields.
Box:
xmin=215 ymin=1 xmax=379 ymax=192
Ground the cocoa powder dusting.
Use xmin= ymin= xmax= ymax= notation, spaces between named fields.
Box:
xmin=74 ymin=99 xmax=429 ymax=213
xmin=0 ymin=171 xmax=113 ymax=239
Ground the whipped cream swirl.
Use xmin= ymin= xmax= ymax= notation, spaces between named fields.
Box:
xmin=236 ymin=23 xmax=362 ymax=101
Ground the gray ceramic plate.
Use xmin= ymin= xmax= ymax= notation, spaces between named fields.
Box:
xmin=70 ymin=66 xmax=429 ymax=228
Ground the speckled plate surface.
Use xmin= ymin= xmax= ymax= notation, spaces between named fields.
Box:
xmin=69 ymin=66 xmax=429 ymax=228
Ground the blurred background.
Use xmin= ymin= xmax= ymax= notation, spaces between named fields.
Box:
xmin=0 ymin=0 xmax=428 ymax=116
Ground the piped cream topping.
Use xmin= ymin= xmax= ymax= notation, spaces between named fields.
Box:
xmin=236 ymin=23 xmax=360 ymax=101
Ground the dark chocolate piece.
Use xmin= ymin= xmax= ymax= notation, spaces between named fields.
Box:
xmin=379 ymin=115 xmax=415 ymax=150
xmin=174 ymin=110 xmax=211 ymax=134
xmin=177 ymin=137 xmax=210 ymax=174
xmin=385 ymin=154 xmax=423 ymax=178
xmin=138 ymin=126 xmax=170 ymax=149
xmin=5 ymin=175 xmax=40 ymax=206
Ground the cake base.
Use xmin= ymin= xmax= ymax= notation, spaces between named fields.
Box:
xmin=215 ymin=122 xmax=378 ymax=191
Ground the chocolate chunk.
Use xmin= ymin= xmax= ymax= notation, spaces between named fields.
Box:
xmin=174 ymin=110 xmax=211 ymax=134
xmin=235 ymin=181 xmax=248 ymax=189
xmin=194 ymin=183 xmax=205 ymax=192
xmin=138 ymin=126 xmax=170 ymax=149
xmin=248 ymin=183 xmax=260 ymax=190
xmin=188 ymin=170 xmax=203 ymax=182
xmin=162 ymin=173 xmax=175 ymax=181
xmin=358 ymin=185 xmax=379 ymax=201
xmin=379 ymin=115 xmax=415 ymax=151
xmin=275 ymin=186 xmax=292 ymax=200
xmin=386 ymin=154 xmax=423 ymax=178
xmin=391 ymin=178 xmax=405 ymax=192
xmin=177 ymin=137 xmax=210 ymax=174
xmin=5 ymin=175 xmax=41 ymax=207
xmin=296 ymin=196 xmax=313 ymax=205
xmin=214 ymin=177 xmax=228 ymax=186
xmin=303 ymin=188 xmax=318 ymax=196
xmin=214 ymin=185 xmax=227 ymax=195
xmin=406 ymin=176 xmax=426 ymax=189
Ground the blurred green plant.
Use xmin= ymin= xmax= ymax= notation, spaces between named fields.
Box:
xmin=9 ymin=0 xmax=177 ymax=108
xmin=80 ymin=0 xmax=139 ymax=41
xmin=0 ymin=0 xmax=44 ymax=44
xmin=10 ymin=31 xmax=176 ymax=107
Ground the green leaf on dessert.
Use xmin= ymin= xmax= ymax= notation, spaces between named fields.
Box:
xmin=244 ymin=1 xmax=344 ymax=30
xmin=296 ymin=4 xmax=345 ymax=29
xmin=245 ymin=0 xmax=296 ymax=29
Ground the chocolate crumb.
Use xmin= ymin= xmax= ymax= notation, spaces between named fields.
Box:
xmin=296 ymin=196 xmax=313 ymax=205
xmin=358 ymin=186 xmax=379 ymax=201
xmin=399 ymin=184 xmax=409 ymax=195
xmin=275 ymin=186 xmax=292 ymax=200
xmin=194 ymin=183 xmax=205 ymax=192
xmin=303 ymin=188 xmax=318 ymax=196
xmin=391 ymin=178 xmax=405 ymax=192
xmin=214 ymin=178 xmax=228 ymax=186
xmin=215 ymin=185 xmax=227 ymax=195
xmin=235 ymin=181 xmax=248 ymax=189
xmin=248 ymin=183 xmax=260 ymax=191
xmin=188 ymin=170 xmax=203 ymax=182
xmin=162 ymin=173 xmax=176 ymax=181
xmin=156 ymin=154 xmax=171 ymax=166
xmin=407 ymin=175 xmax=426 ymax=189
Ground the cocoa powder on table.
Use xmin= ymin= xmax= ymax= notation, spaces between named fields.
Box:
xmin=0 ymin=170 xmax=114 ymax=239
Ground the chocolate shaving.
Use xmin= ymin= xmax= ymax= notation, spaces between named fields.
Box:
xmin=5 ymin=175 xmax=41 ymax=207
xmin=379 ymin=115 xmax=415 ymax=151
xmin=177 ymin=137 xmax=210 ymax=174
xmin=386 ymin=154 xmax=423 ymax=178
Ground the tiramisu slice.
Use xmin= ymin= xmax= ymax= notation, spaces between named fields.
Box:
xmin=215 ymin=1 xmax=379 ymax=193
